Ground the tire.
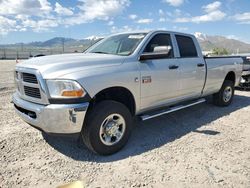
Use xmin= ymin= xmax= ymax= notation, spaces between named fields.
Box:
xmin=81 ymin=100 xmax=133 ymax=155
xmin=213 ymin=80 xmax=234 ymax=106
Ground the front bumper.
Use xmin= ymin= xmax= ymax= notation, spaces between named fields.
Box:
xmin=12 ymin=92 xmax=89 ymax=134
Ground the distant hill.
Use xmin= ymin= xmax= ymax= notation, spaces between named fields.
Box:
xmin=39 ymin=37 xmax=76 ymax=47
xmin=1 ymin=33 xmax=250 ymax=54
xmin=195 ymin=32 xmax=250 ymax=53
xmin=0 ymin=36 xmax=103 ymax=49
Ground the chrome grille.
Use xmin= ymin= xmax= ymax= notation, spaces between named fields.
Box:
xmin=15 ymin=68 xmax=48 ymax=104
xmin=24 ymin=86 xmax=41 ymax=99
xmin=22 ymin=73 xmax=38 ymax=84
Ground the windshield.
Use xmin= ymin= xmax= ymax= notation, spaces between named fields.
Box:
xmin=88 ymin=33 xmax=146 ymax=56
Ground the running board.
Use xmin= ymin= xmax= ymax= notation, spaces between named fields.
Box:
xmin=140 ymin=98 xmax=206 ymax=121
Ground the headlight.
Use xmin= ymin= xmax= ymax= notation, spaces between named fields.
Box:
xmin=46 ymin=80 xmax=85 ymax=98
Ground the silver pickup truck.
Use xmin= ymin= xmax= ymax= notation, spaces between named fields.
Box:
xmin=13 ymin=30 xmax=243 ymax=155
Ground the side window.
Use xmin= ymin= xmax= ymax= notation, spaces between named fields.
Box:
xmin=143 ymin=34 xmax=173 ymax=57
xmin=175 ymin=35 xmax=198 ymax=58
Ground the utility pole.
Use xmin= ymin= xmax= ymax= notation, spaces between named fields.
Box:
xmin=3 ymin=48 xmax=6 ymax=59
xmin=21 ymin=43 xmax=24 ymax=52
xmin=62 ymin=38 xmax=65 ymax=53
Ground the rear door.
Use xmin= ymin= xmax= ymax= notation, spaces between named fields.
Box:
xmin=175 ymin=35 xmax=206 ymax=98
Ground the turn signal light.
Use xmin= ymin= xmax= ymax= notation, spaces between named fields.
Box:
xmin=61 ymin=90 xmax=84 ymax=97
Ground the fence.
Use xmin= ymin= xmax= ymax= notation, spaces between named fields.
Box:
xmin=0 ymin=46 xmax=89 ymax=59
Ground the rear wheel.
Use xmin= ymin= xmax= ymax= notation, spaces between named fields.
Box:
xmin=81 ymin=100 xmax=133 ymax=155
xmin=213 ymin=80 xmax=234 ymax=106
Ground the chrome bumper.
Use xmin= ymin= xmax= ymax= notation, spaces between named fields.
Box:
xmin=12 ymin=92 xmax=89 ymax=134
xmin=242 ymin=70 xmax=250 ymax=76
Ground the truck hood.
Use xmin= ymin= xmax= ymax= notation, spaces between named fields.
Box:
xmin=16 ymin=53 xmax=126 ymax=79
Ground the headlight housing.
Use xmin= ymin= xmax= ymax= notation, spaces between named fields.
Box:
xmin=46 ymin=80 xmax=85 ymax=98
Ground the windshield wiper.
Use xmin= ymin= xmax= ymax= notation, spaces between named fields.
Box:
xmin=91 ymin=51 xmax=109 ymax=54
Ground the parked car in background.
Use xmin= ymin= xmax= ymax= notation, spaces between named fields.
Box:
xmin=239 ymin=56 xmax=250 ymax=89
xmin=29 ymin=54 xmax=46 ymax=58
xmin=12 ymin=30 xmax=243 ymax=155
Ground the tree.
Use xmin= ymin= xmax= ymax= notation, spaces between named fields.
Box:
xmin=212 ymin=47 xmax=229 ymax=55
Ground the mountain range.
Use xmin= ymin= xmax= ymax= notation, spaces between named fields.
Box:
xmin=0 ymin=36 xmax=103 ymax=49
xmin=1 ymin=33 xmax=250 ymax=54
xmin=194 ymin=32 xmax=250 ymax=53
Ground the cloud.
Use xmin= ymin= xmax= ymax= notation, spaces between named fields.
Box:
xmin=111 ymin=25 xmax=135 ymax=33
xmin=39 ymin=0 xmax=53 ymax=15
xmin=0 ymin=0 xmax=57 ymax=34
xmin=67 ymin=0 xmax=130 ymax=24
xmin=55 ymin=2 xmax=73 ymax=16
xmin=175 ymin=10 xmax=226 ymax=23
xmin=0 ymin=16 xmax=17 ymax=35
xmin=107 ymin=20 xmax=114 ymax=25
xmin=158 ymin=9 xmax=167 ymax=22
xmin=0 ymin=0 xmax=131 ymax=35
xmin=174 ymin=9 xmax=182 ymax=17
xmin=202 ymin=1 xmax=221 ymax=13
xmin=159 ymin=18 xmax=166 ymax=22
xmin=128 ymin=14 xmax=137 ymax=20
xmin=33 ymin=19 xmax=59 ymax=32
xmin=175 ymin=1 xmax=226 ymax=23
xmin=226 ymin=35 xmax=240 ymax=40
xmin=0 ymin=0 xmax=52 ymax=17
xmin=136 ymin=18 xmax=153 ymax=24
xmin=158 ymin=9 xmax=185 ymax=22
xmin=173 ymin=25 xmax=188 ymax=31
xmin=164 ymin=0 xmax=184 ymax=7
xmin=159 ymin=9 xmax=164 ymax=17
xmin=232 ymin=12 xmax=250 ymax=24
xmin=21 ymin=18 xmax=59 ymax=32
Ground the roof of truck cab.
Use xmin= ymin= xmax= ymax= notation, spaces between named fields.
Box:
xmin=113 ymin=30 xmax=194 ymax=37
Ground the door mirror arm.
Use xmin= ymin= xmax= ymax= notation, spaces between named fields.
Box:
xmin=139 ymin=45 xmax=172 ymax=61
xmin=139 ymin=53 xmax=170 ymax=61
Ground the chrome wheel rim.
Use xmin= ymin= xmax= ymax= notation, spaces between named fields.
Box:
xmin=99 ymin=114 xmax=126 ymax=146
xmin=223 ymin=86 xmax=232 ymax=103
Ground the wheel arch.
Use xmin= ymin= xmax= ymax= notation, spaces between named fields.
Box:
xmin=88 ymin=86 xmax=137 ymax=116
xmin=224 ymin=71 xmax=236 ymax=85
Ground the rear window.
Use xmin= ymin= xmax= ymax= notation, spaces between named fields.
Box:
xmin=176 ymin=35 xmax=198 ymax=58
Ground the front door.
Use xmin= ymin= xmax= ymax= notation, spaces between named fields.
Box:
xmin=139 ymin=33 xmax=181 ymax=111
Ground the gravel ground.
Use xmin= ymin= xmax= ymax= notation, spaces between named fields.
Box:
xmin=0 ymin=60 xmax=250 ymax=188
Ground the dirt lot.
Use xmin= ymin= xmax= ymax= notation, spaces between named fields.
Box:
xmin=0 ymin=60 xmax=250 ymax=188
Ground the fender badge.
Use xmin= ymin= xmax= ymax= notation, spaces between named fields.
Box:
xmin=142 ymin=76 xmax=151 ymax=84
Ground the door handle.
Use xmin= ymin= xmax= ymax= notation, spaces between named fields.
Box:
xmin=197 ymin=63 xmax=205 ymax=67
xmin=169 ymin=65 xmax=179 ymax=70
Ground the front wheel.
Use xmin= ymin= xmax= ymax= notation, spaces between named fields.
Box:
xmin=213 ymin=80 xmax=234 ymax=106
xmin=81 ymin=100 xmax=133 ymax=155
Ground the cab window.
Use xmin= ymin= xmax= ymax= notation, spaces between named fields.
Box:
xmin=175 ymin=35 xmax=198 ymax=58
xmin=143 ymin=34 xmax=173 ymax=58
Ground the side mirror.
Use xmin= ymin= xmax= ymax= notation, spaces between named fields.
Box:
xmin=153 ymin=46 xmax=172 ymax=54
xmin=139 ymin=45 xmax=172 ymax=61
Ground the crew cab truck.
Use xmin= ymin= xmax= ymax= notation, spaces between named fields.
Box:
xmin=13 ymin=30 xmax=243 ymax=155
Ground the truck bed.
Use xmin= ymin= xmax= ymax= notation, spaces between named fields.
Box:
xmin=202 ymin=56 xmax=243 ymax=96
